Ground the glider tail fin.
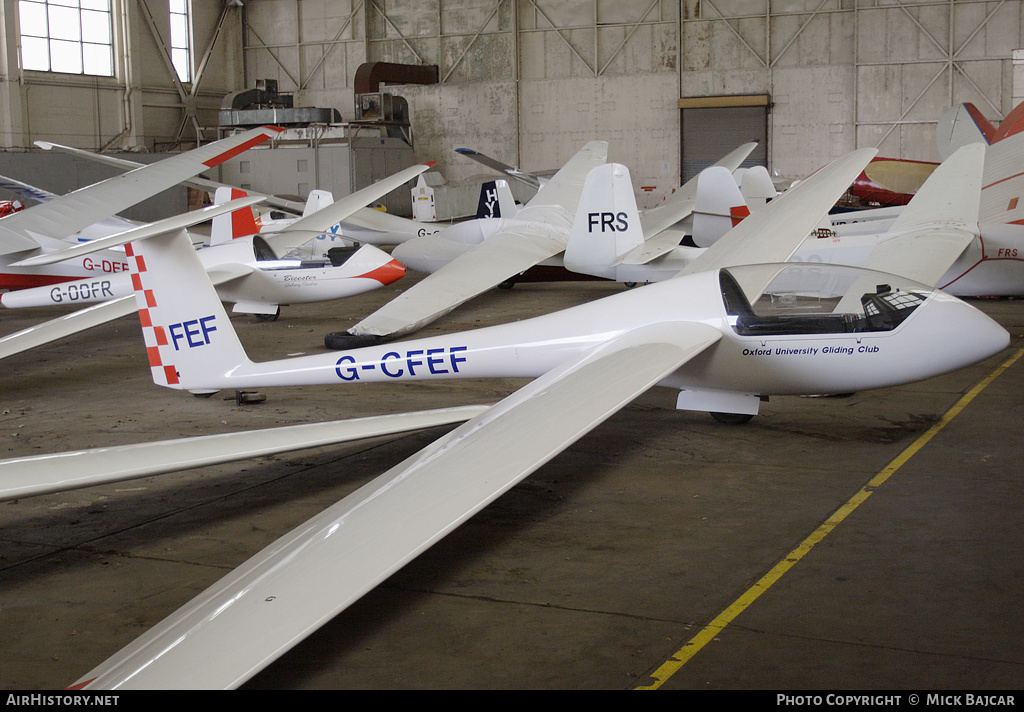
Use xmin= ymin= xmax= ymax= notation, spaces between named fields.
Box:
xmin=564 ymin=163 xmax=643 ymax=279
xmin=888 ymin=143 xmax=983 ymax=235
xmin=475 ymin=179 xmax=518 ymax=219
xmin=210 ymin=187 xmax=260 ymax=245
xmin=691 ymin=166 xmax=750 ymax=248
xmin=737 ymin=165 xmax=778 ymax=210
xmin=936 ymin=102 xmax=994 ymax=160
xmin=127 ymin=229 xmax=251 ymax=391
xmin=302 ymin=190 xmax=335 ymax=216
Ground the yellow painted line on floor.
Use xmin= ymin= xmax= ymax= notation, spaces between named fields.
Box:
xmin=636 ymin=346 xmax=1024 ymax=690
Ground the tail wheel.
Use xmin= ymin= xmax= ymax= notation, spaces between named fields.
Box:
xmin=255 ymin=307 xmax=281 ymax=322
xmin=710 ymin=411 xmax=754 ymax=425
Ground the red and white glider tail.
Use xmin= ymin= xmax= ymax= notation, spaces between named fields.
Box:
xmin=691 ymin=166 xmax=750 ymax=248
xmin=210 ymin=187 xmax=260 ymax=245
xmin=126 ymin=229 xmax=250 ymax=390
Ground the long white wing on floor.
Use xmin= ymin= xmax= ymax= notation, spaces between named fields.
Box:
xmin=0 ymin=296 xmax=136 ymax=360
xmin=0 ymin=406 xmax=489 ymax=501
xmin=73 ymin=320 xmax=722 ymax=690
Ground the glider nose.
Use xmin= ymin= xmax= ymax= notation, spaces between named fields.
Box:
xmin=918 ymin=291 xmax=1009 ymax=372
xmin=963 ymin=304 xmax=1011 ymax=363
xmin=347 ymin=244 xmax=405 ymax=285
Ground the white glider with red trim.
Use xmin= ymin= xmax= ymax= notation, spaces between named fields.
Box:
xmin=563 ymin=144 xmax=990 ymax=298
xmin=0 ymin=146 xmax=1004 ymax=689
xmin=0 ymin=126 xmax=283 ymax=279
xmin=0 ymin=161 xmax=434 ymax=359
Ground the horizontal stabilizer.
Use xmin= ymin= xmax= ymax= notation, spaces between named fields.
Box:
xmin=613 ymin=228 xmax=687 ymax=265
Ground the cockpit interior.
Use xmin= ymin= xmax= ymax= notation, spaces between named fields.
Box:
xmin=720 ymin=264 xmax=929 ymax=336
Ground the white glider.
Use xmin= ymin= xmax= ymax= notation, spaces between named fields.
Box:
xmin=0 ymin=162 xmax=435 ymax=359
xmin=563 ymin=143 xmax=991 ymax=296
xmin=327 ymin=141 xmax=758 ymax=347
xmin=0 ymin=146 xmax=1006 ymax=689
xmin=0 ymin=126 xmax=283 ymax=269
xmin=37 ymin=139 xmax=437 ymax=248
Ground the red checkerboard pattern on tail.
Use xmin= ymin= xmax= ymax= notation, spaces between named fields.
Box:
xmin=126 ymin=242 xmax=180 ymax=386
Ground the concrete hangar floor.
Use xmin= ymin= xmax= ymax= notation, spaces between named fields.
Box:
xmin=1 ymin=272 xmax=1022 ymax=691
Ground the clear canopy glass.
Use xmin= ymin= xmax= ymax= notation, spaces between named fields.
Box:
xmin=720 ymin=263 xmax=932 ymax=336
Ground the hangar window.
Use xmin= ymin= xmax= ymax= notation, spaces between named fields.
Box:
xmin=169 ymin=0 xmax=191 ymax=82
xmin=18 ymin=0 xmax=114 ymax=77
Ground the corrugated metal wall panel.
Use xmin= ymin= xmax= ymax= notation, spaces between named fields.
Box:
xmin=681 ymin=106 xmax=768 ymax=180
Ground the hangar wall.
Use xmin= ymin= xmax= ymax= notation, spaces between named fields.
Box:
xmin=2 ymin=1 xmax=1022 ymax=204
xmin=239 ymin=0 xmax=1024 ymax=207
xmin=0 ymin=0 xmax=243 ymax=151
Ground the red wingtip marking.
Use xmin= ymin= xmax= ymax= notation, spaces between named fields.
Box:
xmin=202 ymin=132 xmax=275 ymax=168
xmin=67 ymin=678 xmax=95 ymax=690
xmin=422 ymin=161 xmax=437 ymax=168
